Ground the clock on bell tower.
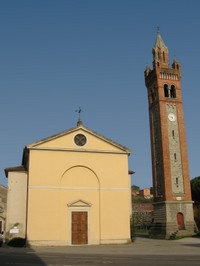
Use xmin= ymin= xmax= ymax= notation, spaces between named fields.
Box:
xmin=144 ymin=31 xmax=194 ymax=238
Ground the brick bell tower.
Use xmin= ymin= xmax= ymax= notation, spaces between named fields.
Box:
xmin=144 ymin=31 xmax=195 ymax=238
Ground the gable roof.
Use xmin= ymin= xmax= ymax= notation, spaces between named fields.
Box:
xmin=26 ymin=121 xmax=131 ymax=154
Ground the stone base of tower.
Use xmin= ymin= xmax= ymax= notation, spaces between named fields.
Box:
xmin=149 ymin=201 xmax=195 ymax=239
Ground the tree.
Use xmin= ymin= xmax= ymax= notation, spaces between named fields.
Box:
xmin=191 ymin=176 xmax=200 ymax=204
xmin=131 ymin=185 xmax=140 ymax=191
xmin=191 ymin=176 xmax=200 ymax=231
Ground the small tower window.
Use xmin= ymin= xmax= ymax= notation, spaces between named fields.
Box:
xmin=174 ymin=153 xmax=177 ymax=161
xmin=163 ymin=52 xmax=165 ymax=62
xmin=151 ymin=89 xmax=155 ymax=102
xmin=172 ymin=130 xmax=175 ymax=138
xmin=164 ymin=84 xmax=176 ymax=98
xmin=150 ymin=87 xmax=157 ymax=103
xmin=170 ymin=85 xmax=176 ymax=98
xmin=164 ymin=84 xmax=169 ymax=97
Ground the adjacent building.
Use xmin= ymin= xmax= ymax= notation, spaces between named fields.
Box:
xmin=139 ymin=188 xmax=153 ymax=199
xmin=0 ymin=184 xmax=7 ymax=234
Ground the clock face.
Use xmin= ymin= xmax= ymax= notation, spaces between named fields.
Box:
xmin=74 ymin=134 xmax=87 ymax=146
xmin=168 ymin=113 xmax=176 ymax=122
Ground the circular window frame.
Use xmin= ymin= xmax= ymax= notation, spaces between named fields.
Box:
xmin=74 ymin=134 xmax=87 ymax=146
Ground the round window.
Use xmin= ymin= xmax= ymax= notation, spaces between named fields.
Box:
xmin=74 ymin=134 xmax=87 ymax=146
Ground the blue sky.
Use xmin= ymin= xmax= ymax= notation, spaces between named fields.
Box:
xmin=1 ymin=0 xmax=200 ymax=189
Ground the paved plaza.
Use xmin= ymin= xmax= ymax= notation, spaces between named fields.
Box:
xmin=36 ymin=236 xmax=200 ymax=255
xmin=1 ymin=235 xmax=199 ymax=255
xmin=0 ymin=236 xmax=200 ymax=266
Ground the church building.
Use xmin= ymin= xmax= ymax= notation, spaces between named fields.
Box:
xmin=5 ymin=121 xmax=133 ymax=246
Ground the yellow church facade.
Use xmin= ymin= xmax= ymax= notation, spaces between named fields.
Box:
xmin=5 ymin=121 xmax=133 ymax=246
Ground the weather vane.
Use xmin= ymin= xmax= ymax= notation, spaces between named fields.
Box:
xmin=75 ymin=107 xmax=83 ymax=121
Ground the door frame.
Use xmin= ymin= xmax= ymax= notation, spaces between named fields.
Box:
xmin=68 ymin=200 xmax=91 ymax=245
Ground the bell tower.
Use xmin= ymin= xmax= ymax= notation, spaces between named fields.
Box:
xmin=144 ymin=32 xmax=194 ymax=238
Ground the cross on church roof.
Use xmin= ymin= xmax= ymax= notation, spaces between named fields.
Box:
xmin=75 ymin=107 xmax=83 ymax=122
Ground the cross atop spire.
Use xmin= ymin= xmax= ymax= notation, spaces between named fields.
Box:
xmin=75 ymin=107 xmax=82 ymax=120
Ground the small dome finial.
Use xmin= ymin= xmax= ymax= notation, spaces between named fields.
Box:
xmin=77 ymin=120 xmax=83 ymax=127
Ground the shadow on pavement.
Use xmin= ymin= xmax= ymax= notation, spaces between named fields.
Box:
xmin=135 ymin=233 xmax=149 ymax=238
xmin=181 ymin=243 xmax=200 ymax=248
xmin=0 ymin=244 xmax=46 ymax=266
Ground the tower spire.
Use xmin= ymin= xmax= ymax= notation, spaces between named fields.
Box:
xmin=153 ymin=31 xmax=169 ymax=68
xmin=154 ymin=31 xmax=167 ymax=50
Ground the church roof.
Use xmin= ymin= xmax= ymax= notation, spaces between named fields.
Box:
xmin=4 ymin=165 xmax=26 ymax=178
xmin=25 ymin=121 xmax=131 ymax=154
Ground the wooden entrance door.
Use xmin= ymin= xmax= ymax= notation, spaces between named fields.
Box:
xmin=72 ymin=211 xmax=88 ymax=244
